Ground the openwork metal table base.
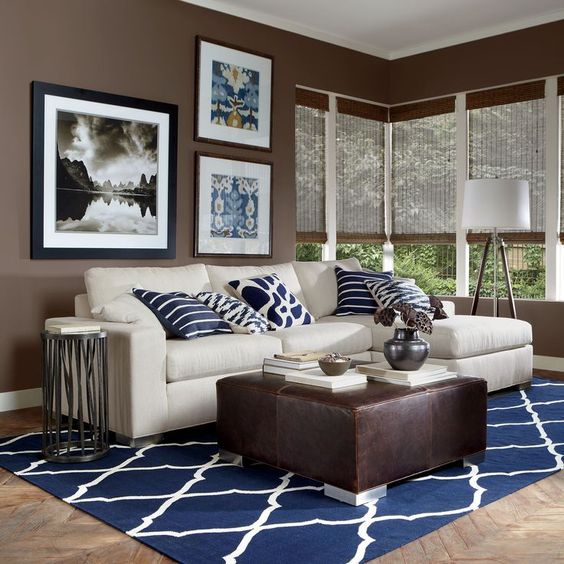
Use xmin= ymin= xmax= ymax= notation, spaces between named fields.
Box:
xmin=41 ymin=330 xmax=109 ymax=463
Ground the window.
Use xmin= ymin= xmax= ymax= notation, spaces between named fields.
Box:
xmin=391 ymin=98 xmax=457 ymax=294
xmin=468 ymin=81 xmax=546 ymax=299
xmin=336 ymin=98 xmax=386 ymax=245
xmin=295 ymin=89 xmax=328 ymax=245
xmin=294 ymin=80 xmax=561 ymax=301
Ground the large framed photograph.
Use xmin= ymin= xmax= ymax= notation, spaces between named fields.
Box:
xmin=195 ymin=152 xmax=272 ymax=257
xmin=196 ymin=37 xmax=273 ymax=151
xmin=31 ymin=81 xmax=178 ymax=259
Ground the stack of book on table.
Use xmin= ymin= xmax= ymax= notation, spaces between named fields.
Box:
xmin=263 ymin=352 xmax=367 ymax=390
xmin=356 ymin=362 xmax=457 ymax=386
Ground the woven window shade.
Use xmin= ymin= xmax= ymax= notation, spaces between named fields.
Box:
xmin=336 ymin=97 xmax=389 ymax=123
xmin=391 ymin=112 xmax=456 ymax=244
xmin=295 ymin=104 xmax=327 ymax=244
xmin=466 ymin=80 xmax=544 ymax=110
xmin=558 ymin=76 xmax=564 ymax=96
xmin=336 ymin=112 xmax=386 ymax=243
xmin=468 ymin=97 xmax=546 ymax=243
xmin=296 ymin=88 xmax=329 ymax=111
xmin=390 ymin=96 xmax=455 ymax=123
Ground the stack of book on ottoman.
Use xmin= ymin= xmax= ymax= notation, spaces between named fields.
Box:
xmin=356 ymin=362 xmax=457 ymax=386
xmin=263 ymin=352 xmax=366 ymax=390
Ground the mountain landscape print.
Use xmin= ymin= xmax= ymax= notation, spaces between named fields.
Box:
xmin=56 ymin=111 xmax=158 ymax=234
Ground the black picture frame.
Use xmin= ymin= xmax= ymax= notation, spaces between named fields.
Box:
xmin=195 ymin=151 xmax=273 ymax=258
xmin=31 ymin=81 xmax=178 ymax=259
xmin=195 ymin=36 xmax=273 ymax=152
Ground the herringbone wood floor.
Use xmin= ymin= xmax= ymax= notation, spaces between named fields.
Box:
xmin=1 ymin=371 xmax=563 ymax=563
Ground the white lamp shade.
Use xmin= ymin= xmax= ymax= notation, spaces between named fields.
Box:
xmin=462 ymin=179 xmax=531 ymax=230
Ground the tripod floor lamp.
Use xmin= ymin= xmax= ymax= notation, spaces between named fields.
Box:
xmin=462 ymin=179 xmax=530 ymax=319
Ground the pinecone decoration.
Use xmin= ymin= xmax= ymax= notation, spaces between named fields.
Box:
xmin=374 ymin=307 xmax=395 ymax=327
xmin=414 ymin=310 xmax=433 ymax=334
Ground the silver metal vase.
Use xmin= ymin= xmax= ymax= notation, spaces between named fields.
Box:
xmin=383 ymin=328 xmax=430 ymax=371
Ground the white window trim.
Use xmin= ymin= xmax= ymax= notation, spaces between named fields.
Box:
xmin=323 ymin=94 xmax=337 ymax=261
xmin=545 ymin=77 xmax=562 ymax=300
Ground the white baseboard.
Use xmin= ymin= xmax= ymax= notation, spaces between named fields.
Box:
xmin=0 ymin=388 xmax=42 ymax=412
xmin=533 ymin=355 xmax=564 ymax=372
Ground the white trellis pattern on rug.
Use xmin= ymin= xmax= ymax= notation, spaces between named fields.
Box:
xmin=1 ymin=378 xmax=563 ymax=564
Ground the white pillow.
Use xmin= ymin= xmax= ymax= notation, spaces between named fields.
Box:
xmin=91 ymin=292 xmax=162 ymax=329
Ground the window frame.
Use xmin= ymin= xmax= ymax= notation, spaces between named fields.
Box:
xmin=295 ymin=78 xmax=563 ymax=300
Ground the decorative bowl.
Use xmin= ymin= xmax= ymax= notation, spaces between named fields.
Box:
xmin=318 ymin=356 xmax=351 ymax=376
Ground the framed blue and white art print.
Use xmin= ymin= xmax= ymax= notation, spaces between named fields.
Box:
xmin=195 ymin=153 xmax=272 ymax=257
xmin=196 ymin=37 xmax=273 ymax=151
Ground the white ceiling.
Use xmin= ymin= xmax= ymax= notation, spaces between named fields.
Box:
xmin=181 ymin=0 xmax=564 ymax=59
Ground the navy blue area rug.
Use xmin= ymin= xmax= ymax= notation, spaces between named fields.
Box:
xmin=1 ymin=377 xmax=563 ymax=563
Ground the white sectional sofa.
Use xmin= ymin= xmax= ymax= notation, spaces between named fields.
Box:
xmin=46 ymin=257 xmax=533 ymax=444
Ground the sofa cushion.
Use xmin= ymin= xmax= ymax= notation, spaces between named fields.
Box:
xmin=91 ymin=292 xmax=163 ymax=329
xmin=318 ymin=314 xmax=532 ymax=359
xmin=133 ymin=289 xmax=231 ymax=340
xmin=272 ymin=322 xmax=372 ymax=355
xmin=335 ymin=267 xmax=393 ymax=316
xmin=292 ymin=257 xmax=362 ymax=319
xmin=85 ymin=264 xmax=211 ymax=309
xmin=206 ymin=263 xmax=306 ymax=305
xmin=228 ymin=273 xmax=313 ymax=330
xmin=196 ymin=292 xmax=269 ymax=334
xmin=166 ymin=334 xmax=282 ymax=383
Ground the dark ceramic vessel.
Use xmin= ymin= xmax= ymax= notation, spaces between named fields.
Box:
xmin=383 ymin=328 xmax=430 ymax=371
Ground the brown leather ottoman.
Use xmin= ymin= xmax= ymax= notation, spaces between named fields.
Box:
xmin=216 ymin=372 xmax=487 ymax=505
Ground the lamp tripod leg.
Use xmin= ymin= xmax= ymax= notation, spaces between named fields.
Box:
xmin=471 ymin=236 xmax=492 ymax=316
xmin=499 ymin=237 xmax=516 ymax=319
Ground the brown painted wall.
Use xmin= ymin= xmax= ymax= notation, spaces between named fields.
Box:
xmin=390 ymin=19 xmax=564 ymax=103
xmin=0 ymin=0 xmax=389 ymax=394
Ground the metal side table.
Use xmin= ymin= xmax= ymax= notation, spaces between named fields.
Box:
xmin=41 ymin=330 xmax=109 ymax=462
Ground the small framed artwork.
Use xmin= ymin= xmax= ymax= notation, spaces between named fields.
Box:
xmin=195 ymin=152 xmax=272 ymax=257
xmin=196 ymin=37 xmax=273 ymax=151
xmin=31 ymin=81 xmax=178 ymax=259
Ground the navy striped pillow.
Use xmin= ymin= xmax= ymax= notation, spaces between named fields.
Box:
xmin=334 ymin=267 xmax=393 ymax=316
xmin=132 ymin=289 xmax=231 ymax=340
xmin=365 ymin=278 xmax=432 ymax=313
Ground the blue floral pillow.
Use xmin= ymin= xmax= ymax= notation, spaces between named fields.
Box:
xmin=228 ymin=273 xmax=313 ymax=330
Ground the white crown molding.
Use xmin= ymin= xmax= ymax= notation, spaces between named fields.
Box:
xmin=179 ymin=0 xmax=390 ymax=59
xmin=180 ymin=0 xmax=564 ymax=61
xmin=389 ymin=8 xmax=564 ymax=59
xmin=0 ymin=387 xmax=41 ymax=412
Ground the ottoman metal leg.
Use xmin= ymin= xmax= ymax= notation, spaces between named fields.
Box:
xmin=463 ymin=450 xmax=486 ymax=467
xmin=218 ymin=449 xmax=256 ymax=467
xmin=324 ymin=483 xmax=387 ymax=506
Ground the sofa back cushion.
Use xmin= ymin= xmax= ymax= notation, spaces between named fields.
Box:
xmin=206 ymin=262 xmax=305 ymax=304
xmin=292 ymin=257 xmax=362 ymax=319
xmin=85 ymin=264 xmax=211 ymax=309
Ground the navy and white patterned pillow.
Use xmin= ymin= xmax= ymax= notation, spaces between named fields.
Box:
xmin=365 ymin=278 xmax=432 ymax=313
xmin=334 ymin=267 xmax=393 ymax=316
xmin=228 ymin=273 xmax=313 ymax=330
xmin=132 ymin=289 xmax=231 ymax=340
xmin=196 ymin=292 xmax=269 ymax=334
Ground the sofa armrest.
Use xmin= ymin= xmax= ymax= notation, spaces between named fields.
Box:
xmin=45 ymin=317 xmax=167 ymax=440
xmin=441 ymin=300 xmax=456 ymax=317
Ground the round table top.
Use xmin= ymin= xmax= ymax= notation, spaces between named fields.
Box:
xmin=41 ymin=330 xmax=107 ymax=340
